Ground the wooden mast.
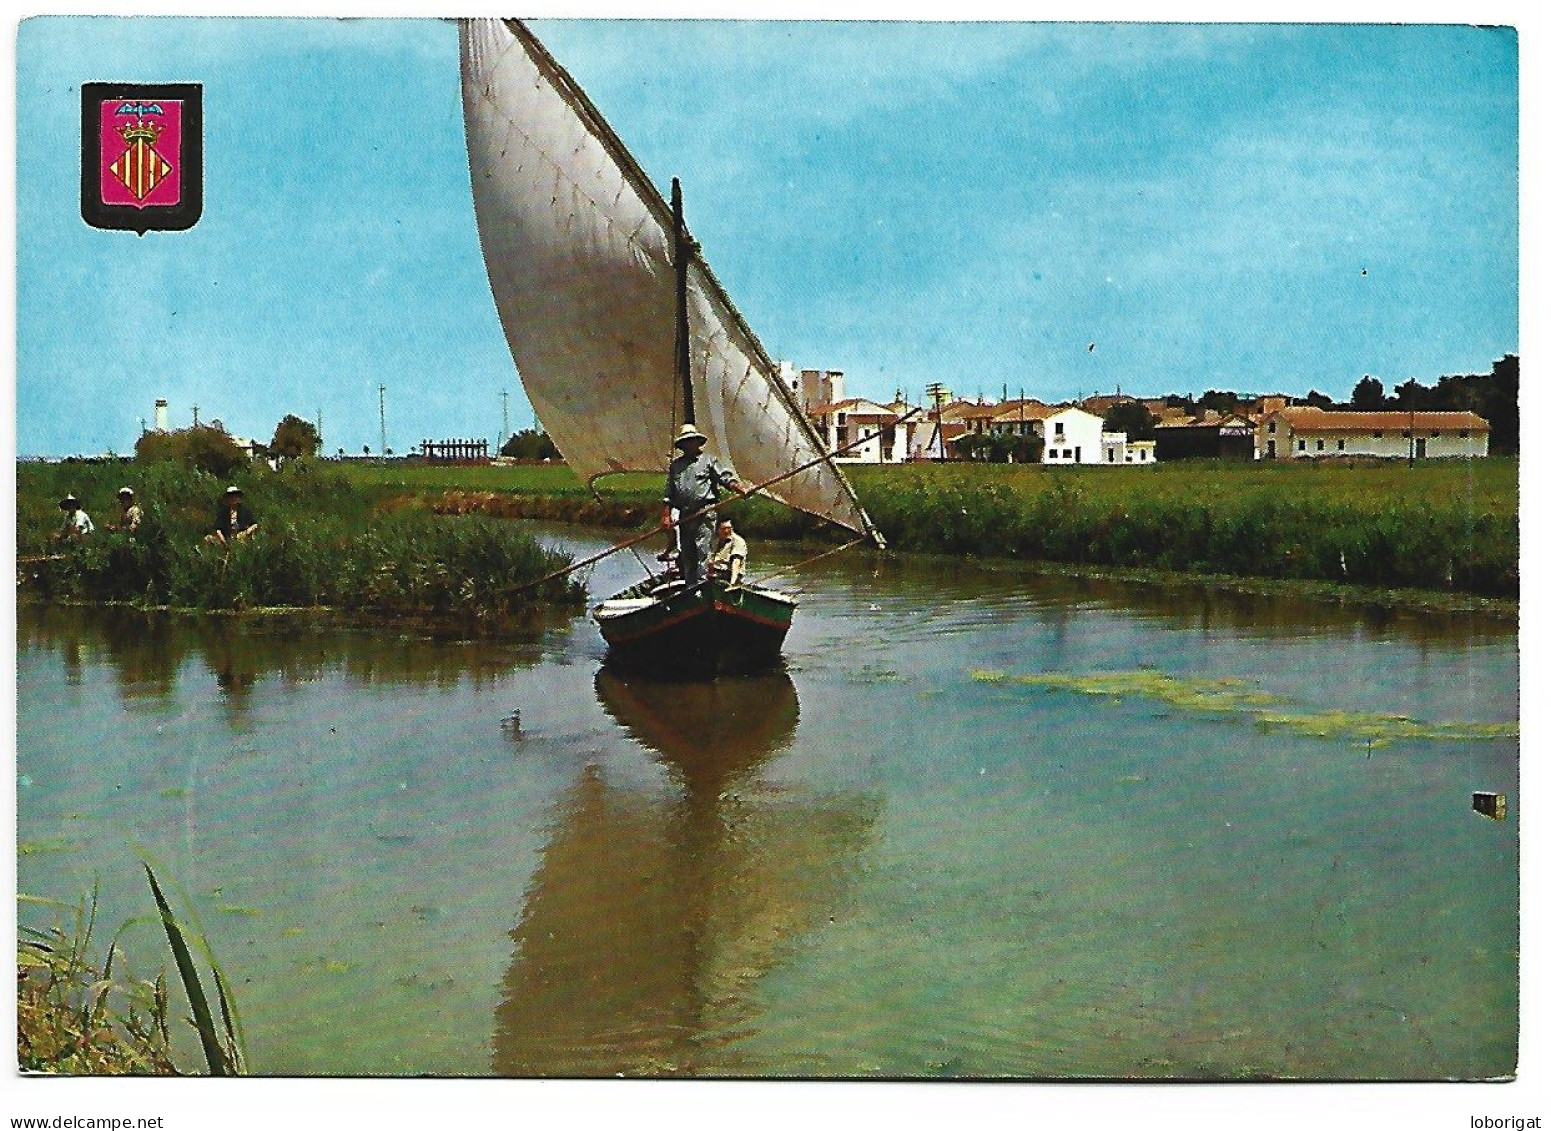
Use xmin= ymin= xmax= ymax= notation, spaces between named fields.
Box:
xmin=672 ymin=177 xmax=694 ymax=427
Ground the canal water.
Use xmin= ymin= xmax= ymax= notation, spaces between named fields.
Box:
xmin=16 ymin=526 xmax=1518 ymax=1079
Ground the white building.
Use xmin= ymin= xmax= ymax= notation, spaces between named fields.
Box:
xmin=808 ymin=395 xmax=915 ymax=464
xmin=1040 ymin=407 xmax=1106 ymax=465
xmin=1124 ymin=439 xmax=1156 ymax=464
xmin=1257 ymin=407 xmax=1490 ymax=460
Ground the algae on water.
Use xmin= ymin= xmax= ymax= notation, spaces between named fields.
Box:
xmin=972 ymin=667 xmax=1518 ymax=746
xmin=1254 ymin=711 xmax=1518 ymax=746
xmin=971 ymin=668 xmax=1283 ymax=713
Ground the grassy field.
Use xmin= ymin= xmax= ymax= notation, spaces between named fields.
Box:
xmin=340 ymin=455 xmax=1517 ymax=514
xmin=340 ymin=456 xmax=1519 ymax=599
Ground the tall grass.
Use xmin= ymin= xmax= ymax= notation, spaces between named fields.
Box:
xmin=17 ymin=886 xmax=176 ymax=1074
xmin=67 ymin=456 xmax=1514 ymax=599
xmin=854 ymin=462 xmax=1518 ymax=597
xmin=350 ymin=457 xmax=1518 ymax=599
xmin=18 ymin=459 xmax=584 ymax=614
xmin=17 ymin=867 xmax=247 ymax=1076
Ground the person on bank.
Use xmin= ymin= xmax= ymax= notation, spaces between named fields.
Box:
xmin=110 ymin=487 xmax=142 ymax=534
xmin=662 ymin=424 xmax=746 ymax=586
xmin=205 ymin=485 xmax=258 ymax=548
xmin=709 ymin=517 xmax=748 ymax=586
xmin=57 ymin=494 xmax=94 ymax=540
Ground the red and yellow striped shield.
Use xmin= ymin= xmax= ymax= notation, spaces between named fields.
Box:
xmin=83 ymin=84 xmax=201 ymax=234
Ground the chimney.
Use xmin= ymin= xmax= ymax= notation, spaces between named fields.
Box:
xmin=154 ymin=398 xmax=169 ymax=432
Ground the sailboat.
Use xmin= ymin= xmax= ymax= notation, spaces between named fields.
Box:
xmin=460 ymin=18 xmax=883 ymax=672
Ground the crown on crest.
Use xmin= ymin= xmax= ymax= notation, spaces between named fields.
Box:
xmin=118 ymin=118 xmax=163 ymax=145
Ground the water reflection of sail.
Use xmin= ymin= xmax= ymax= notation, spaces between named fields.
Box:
xmin=492 ymin=672 xmax=876 ymax=1076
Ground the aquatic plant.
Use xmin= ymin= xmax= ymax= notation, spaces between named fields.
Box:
xmin=1253 ymin=711 xmax=1519 ymax=747
xmin=972 ymin=668 xmax=1285 ymax=713
xmin=973 ymin=667 xmax=1519 ymax=747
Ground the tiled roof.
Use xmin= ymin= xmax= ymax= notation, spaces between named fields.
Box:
xmin=989 ymin=401 xmax=1059 ymax=423
xmin=1155 ymin=411 xmax=1255 ymax=429
xmin=1276 ymin=407 xmax=1490 ymax=433
xmin=1080 ymin=394 xmax=1140 ymax=413
xmin=807 ymin=398 xmax=900 ymax=418
xmin=954 ymin=402 xmax=1007 ymax=419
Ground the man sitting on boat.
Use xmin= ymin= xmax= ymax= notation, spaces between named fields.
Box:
xmin=708 ymin=517 xmax=748 ymax=586
xmin=663 ymin=424 xmax=747 ymax=586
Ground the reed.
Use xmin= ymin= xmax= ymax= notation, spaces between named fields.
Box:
xmin=17 ymin=865 xmax=247 ymax=1076
xmin=143 ymin=862 xmax=243 ymax=1075
xmin=18 ymin=459 xmax=585 ymax=614
xmin=75 ymin=456 xmax=1513 ymax=600
xmin=851 ymin=461 xmax=1518 ymax=598
xmin=17 ymin=887 xmax=176 ymax=1074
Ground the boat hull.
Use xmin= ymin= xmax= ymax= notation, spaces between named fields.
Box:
xmin=593 ymin=578 xmax=796 ymax=674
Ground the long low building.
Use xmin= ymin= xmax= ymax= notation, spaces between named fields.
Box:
xmin=1257 ymin=407 xmax=1490 ymax=460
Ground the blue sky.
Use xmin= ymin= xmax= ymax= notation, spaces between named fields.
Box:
xmin=15 ymin=17 xmax=1518 ymax=456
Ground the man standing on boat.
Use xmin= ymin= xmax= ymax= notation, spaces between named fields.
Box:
xmin=663 ymin=424 xmax=747 ymax=587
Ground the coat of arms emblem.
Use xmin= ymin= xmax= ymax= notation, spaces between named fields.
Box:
xmin=81 ymin=82 xmax=202 ymax=233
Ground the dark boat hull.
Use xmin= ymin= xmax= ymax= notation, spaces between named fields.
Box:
xmin=593 ymin=577 xmax=796 ymax=674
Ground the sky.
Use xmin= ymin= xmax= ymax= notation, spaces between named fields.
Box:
xmin=13 ymin=15 xmax=1519 ymax=456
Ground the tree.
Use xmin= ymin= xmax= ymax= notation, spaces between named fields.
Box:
xmin=1351 ymin=375 xmax=1387 ymax=410
xmin=500 ymin=429 xmax=560 ymax=460
xmin=135 ymin=424 xmax=248 ymax=478
xmin=1486 ymin=354 xmax=1518 ymax=454
xmin=950 ymin=432 xmax=996 ymax=461
xmin=1102 ymin=400 xmax=1157 ymax=440
xmin=1301 ymin=389 xmax=1335 ymax=410
xmin=1393 ymin=378 xmax=1427 ymax=410
xmin=269 ymin=414 xmax=320 ymax=460
xmin=1199 ymin=390 xmax=1240 ymax=415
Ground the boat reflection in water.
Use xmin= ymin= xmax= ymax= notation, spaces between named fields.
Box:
xmin=492 ymin=669 xmax=877 ymax=1076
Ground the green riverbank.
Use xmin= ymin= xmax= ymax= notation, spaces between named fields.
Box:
xmin=347 ymin=458 xmax=1518 ymax=606
xmin=17 ymin=460 xmax=585 ymax=617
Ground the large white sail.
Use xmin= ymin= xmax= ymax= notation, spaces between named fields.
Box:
xmin=460 ymin=18 xmax=880 ymax=542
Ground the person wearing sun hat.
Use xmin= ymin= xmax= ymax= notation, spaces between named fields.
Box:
xmin=205 ymin=485 xmax=258 ymax=548
xmin=662 ymin=423 xmax=747 ymax=587
xmin=56 ymin=493 xmax=94 ymax=540
xmin=111 ymin=487 xmax=142 ymax=534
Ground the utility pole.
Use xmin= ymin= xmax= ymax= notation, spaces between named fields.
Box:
xmin=925 ymin=381 xmax=947 ymax=462
xmin=316 ymin=408 xmax=324 ymax=457
xmin=1018 ymin=386 xmax=1026 ymax=462
xmin=501 ymin=389 xmax=510 ymax=452
xmin=378 ymin=384 xmax=387 ymax=466
xmin=191 ymin=404 xmax=199 ymax=428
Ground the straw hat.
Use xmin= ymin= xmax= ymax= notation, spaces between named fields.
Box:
xmin=673 ymin=424 xmax=707 ymax=447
